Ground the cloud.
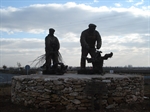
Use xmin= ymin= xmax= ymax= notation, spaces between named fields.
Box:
xmin=0 ymin=2 xmax=150 ymax=67
xmin=1 ymin=2 xmax=149 ymax=35
xmin=126 ymin=0 xmax=134 ymax=2
xmin=114 ymin=3 xmax=121 ymax=7
xmin=135 ymin=0 xmax=144 ymax=6
xmin=1 ymin=32 xmax=149 ymax=67
xmin=60 ymin=32 xmax=79 ymax=42
xmin=93 ymin=0 xmax=99 ymax=3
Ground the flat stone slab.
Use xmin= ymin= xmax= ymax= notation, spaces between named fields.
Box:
xmin=13 ymin=73 xmax=143 ymax=80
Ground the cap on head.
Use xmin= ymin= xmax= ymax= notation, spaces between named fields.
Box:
xmin=88 ymin=24 xmax=96 ymax=28
xmin=49 ymin=28 xmax=55 ymax=32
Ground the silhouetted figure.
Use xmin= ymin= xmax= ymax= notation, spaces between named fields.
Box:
xmin=86 ymin=50 xmax=113 ymax=74
xmin=80 ymin=24 xmax=102 ymax=69
xmin=32 ymin=28 xmax=67 ymax=75
xmin=78 ymin=24 xmax=113 ymax=74
xmin=45 ymin=28 xmax=60 ymax=71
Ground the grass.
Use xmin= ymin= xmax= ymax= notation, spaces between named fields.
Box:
xmin=0 ymin=84 xmax=11 ymax=95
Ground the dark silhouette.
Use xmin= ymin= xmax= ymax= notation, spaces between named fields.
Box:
xmin=80 ymin=24 xmax=102 ymax=69
xmin=45 ymin=28 xmax=60 ymax=70
xmin=42 ymin=28 xmax=67 ymax=75
xmin=85 ymin=50 xmax=113 ymax=74
xmin=78 ymin=24 xmax=113 ymax=74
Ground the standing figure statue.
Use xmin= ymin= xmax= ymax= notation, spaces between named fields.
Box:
xmin=45 ymin=28 xmax=60 ymax=71
xmin=80 ymin=24 xmax=102 ymax=69
xmin=78 ymin=24 xmax=113 ymax=74
xmin=43 ymin=28 xmax=67 ymax=75
xmin=31 ymin=28 xmax=67 ymax=75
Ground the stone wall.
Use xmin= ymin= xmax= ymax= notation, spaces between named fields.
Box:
xmin=11 ymin=74 xmax=144 ymax=110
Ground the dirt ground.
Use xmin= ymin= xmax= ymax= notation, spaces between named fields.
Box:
xmin=0 ymin=79 xmax=150 ymax=112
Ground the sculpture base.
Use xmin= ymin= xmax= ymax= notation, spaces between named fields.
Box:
xmin=42 ymin=63 xmax=68 ymax=75
xmin=77 ymin=69 xmax=103 ymax=74
xmin=11 ymin=73 xmax=144 ymax=110
xmin=42 ymin=70 xmax=62 ymax=75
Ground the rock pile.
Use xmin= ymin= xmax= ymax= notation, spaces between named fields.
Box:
xmin=11 ymin=74 xmax=144 ymax=110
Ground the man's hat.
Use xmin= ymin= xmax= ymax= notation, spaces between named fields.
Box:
xmin=88 ymin=24 xmax=96 ymax=28
xmin=49 ymin=28 xmax=55 ymax=32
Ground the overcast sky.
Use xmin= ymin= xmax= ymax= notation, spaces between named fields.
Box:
xmin=0 ymin=0 xmax=150 ymax=68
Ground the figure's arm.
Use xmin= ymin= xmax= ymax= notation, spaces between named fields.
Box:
xmin=45 ymin=37 xmax=47 ymax=52
xmin=96 ymin=31 xmax=102 ymax=49
xmin=56 ymin=38 xmax=60 ymax=51
xmin=80 ymin=31 xmax=89 ymax=49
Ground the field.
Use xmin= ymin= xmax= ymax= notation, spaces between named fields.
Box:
xmin=0 ymin=78 xmax=150 ymax=112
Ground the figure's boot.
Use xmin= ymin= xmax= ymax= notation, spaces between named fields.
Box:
xmin=102 ymin=52 xmax=113 ymax=60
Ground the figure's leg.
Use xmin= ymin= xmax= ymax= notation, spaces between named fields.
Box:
xmin=89 ymin=48 xmax=96 ymax=69
xmin=102 ymin=52 xmax=113 ymax=60
xmin=46 ymin=52 xmax=51 ymax=70
xmin=52 ymin=52 xmax=59 ymax=72
xmin=53 ymin=52 xmax=59 ymax=65
xmin=98 ymin=59 xmax=104 ymax=74
xmin=80 ymin=48 xmax=88 ymax=69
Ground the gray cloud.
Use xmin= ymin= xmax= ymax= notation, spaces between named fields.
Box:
xmin=1 ymin=3 xmax=149 ymax=35
xmin=0 ymin=2 xmax=150 ymax=67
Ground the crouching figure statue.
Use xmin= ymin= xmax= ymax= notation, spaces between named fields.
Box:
xmin=78 ymin=50 xmax=113 ymax=74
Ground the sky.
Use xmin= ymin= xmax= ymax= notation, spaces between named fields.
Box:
xmin=0 ymin=0 xmax=150 ymax=68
